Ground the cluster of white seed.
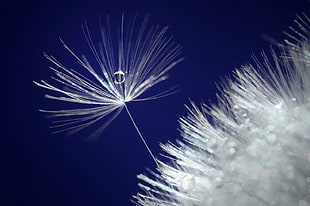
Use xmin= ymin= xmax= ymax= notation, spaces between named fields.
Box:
xmin=134 ymin=14 xmax=310 ymax=206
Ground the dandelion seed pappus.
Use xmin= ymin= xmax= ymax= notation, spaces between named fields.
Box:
xmin=34 ymin=14 xmax=184 ymax=167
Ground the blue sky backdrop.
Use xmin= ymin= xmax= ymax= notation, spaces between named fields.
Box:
xmin=2 ymin=0 xmax=309 ymax=205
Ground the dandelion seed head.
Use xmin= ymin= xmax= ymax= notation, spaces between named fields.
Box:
xmin=134 ymin=14 xmax=310 ymax=206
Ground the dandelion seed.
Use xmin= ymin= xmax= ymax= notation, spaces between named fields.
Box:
xmin=34 ymin=14 xmax=183 ymax=167
xmin=134 ymin=14 xmax=310 ymax=205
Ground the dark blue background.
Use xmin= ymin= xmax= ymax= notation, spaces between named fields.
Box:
xmin=2 ymin=0 xmax=309 ymax=205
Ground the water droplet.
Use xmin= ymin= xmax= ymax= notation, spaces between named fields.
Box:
xmin=228 ymin=147 xmax=236 ymax=155
xmin=298 ymin=200 xmax=310 ymax=206
xmin=113 ymin=70 xmax=125 ymax=84
xmin=266 ymin=134 xmax=277 ymax=143
xmin=181 ymin=175 xmax=196 ymax=191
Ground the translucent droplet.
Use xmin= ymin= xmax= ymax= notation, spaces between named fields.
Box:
xmin=298 ymin=200 xmax=310 ymax=206
xmin=181 ymin=175 xmax=196 ymax=191
xmin=113 ymin=70 xmax=125 ymax=84
xmin=266 ymin=134 xmax=277 ymax=143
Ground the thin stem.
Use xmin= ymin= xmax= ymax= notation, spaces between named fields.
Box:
xmin=124 ymin=103 xmax=159 ymax=168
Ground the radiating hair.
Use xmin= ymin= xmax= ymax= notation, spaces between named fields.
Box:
xmin=34 ymin=14 xmax=183 ymax=139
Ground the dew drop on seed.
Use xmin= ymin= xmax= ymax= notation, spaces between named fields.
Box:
xmin=113 ymin=70 xmax=125 ymax=84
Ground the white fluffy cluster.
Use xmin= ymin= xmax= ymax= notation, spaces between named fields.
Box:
xmin=134 ymin=14 xmax=310 ymax=206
